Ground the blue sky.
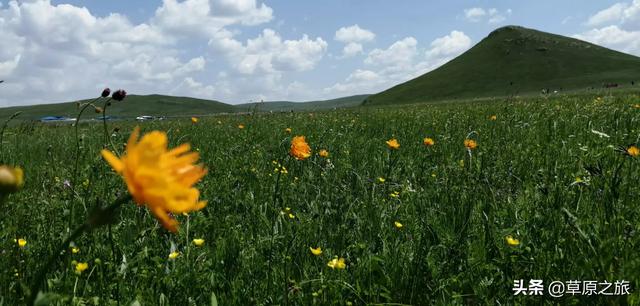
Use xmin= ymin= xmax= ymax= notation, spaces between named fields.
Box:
xmin=1 ymin=0 xmax=638 ymax=106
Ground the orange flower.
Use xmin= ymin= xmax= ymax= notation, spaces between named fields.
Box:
xmin=628 ymin=146 xmax=640 ymax=157
xmin=290 ymin=136 xmax=311 ymax=160
xmin=423 ymin=137 xmax=435 ymax=146
xmin=318 ymin=149 xmax=329 ymax=158
xmin=386 ymin=138 xmax=400 ymax=150
xmin=238 ymin=124 xmax=245 ymax=129
xmin=101 ymin=127 xmax=207 ymax=232
xmin=464 ymin=139 xmax=478 ymax=150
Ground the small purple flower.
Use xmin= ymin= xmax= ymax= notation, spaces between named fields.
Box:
xmin=101 ymin=88 xmax=111 ymax=98
xmin=112 ymin=89 xmax=127 ymax=101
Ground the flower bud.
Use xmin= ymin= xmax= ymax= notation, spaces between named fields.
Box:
xmin=112 ymin=89 xmax=127 ymax=101
xmin=0 ymin=165 xmax=24 ymax=194
xmin=101 ymin=88 xmax=111 ymax=98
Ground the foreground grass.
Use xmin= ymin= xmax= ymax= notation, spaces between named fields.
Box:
xmin=1 ymin=93 xmax=639 ymax=305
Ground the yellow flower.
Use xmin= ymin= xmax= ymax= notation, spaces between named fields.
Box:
xmin=191 ymin=117 xmax=199 ymax=124
xmin=386 ymin=138 xmax=400 ymax=150
xmin=168 ymin=251 xmax=180 ymax=259
xmin=377 ymin=177 xmax=385 ymax=183
xmin=15 ymin=238 xmax=27 ymax=248
xmin=285 ymin=128 xmax=292 ymax=133
xmin=327 ymin=257 xmax=346 ymax=269
xmin=394 ymin=221 xmax=403 ymax=229
xmin=505 ymin=235 xmax=520 ymax=246
xmin=634 ymin=104 xmax=640 ymax=109
xmin=390 ymin=191 xmax=400 ymax=198
xmin=464 ymin=139 xmax=478 ymax=150
xmin=0 ymin=165 xmax=24 ymax=193
xmin=71 ymin=247 xmax=80 ymax=254
xmin=101 ymin=127 xmax=208 ymax=233
xmin=489 ymin=115 xmax=497 ymax=121
xmin=423 ymin=137 xmax=435 ymax=146
xmin=628 ymin=146 xmax=640 ymax=157
xmin=309 ymin=247 xmax=323 ymax=256
xmin=238 ymin=124 xmax=245 ymax=129
xmin=318 ymin=149 xmax=329 ymax=158
xmin=192 ymin=238 xmax=205 ymax=246
xmin=290 ymin=136 xmax=312 ymax=160
xmin=75 ymin=262 xmax=89 ymax=273
xmin=288 ymin=213 xmax=295 ymax=219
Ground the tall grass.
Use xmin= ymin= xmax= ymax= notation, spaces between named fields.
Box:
xmin=1 ymin=94 xmax=639 ymax=305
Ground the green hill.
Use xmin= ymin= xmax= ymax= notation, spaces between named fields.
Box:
xmin=234 ymin=94 xmax=369 ymax=112
xmin=0 ymin=95 xmax=237 ymax=121
xmin=366 ymin=25 xmax=640 ymax=106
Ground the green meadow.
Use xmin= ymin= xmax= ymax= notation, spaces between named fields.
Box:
xmin=1 ymin=93 xmax=640 ymax=305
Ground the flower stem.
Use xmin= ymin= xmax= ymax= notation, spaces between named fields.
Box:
xmin=28 ymin=193 xmax=131 ymax=305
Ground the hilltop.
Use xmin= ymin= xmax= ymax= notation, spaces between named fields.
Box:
xmin=365 ymin=26 xmax=640 ymax=105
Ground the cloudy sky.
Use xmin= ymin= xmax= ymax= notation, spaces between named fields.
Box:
xmin=0 ymin=0 xmax=639 ymax=106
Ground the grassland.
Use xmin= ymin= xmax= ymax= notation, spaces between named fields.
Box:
xmin=1 ymin=93 xmax=640 ymax=305
xmin=367 ymin=26 xmax=640 ymax=106
xmin=0 ymin=94 xmax=369 ymax=121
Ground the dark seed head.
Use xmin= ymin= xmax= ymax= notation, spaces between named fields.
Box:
xmin=112 ymin=89 xmax=127 ymax=101
xmin=101 ymin=88 xmax=111 ymax=98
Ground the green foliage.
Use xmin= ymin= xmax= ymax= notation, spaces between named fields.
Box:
xmin=0 ymin=93 xmax=639 ymax=305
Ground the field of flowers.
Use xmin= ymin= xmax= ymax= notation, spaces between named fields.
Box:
xmin=1 ymin=93 xmax=639 ymax=305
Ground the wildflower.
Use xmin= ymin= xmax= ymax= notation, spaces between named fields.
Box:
xmin=290 ymin=136 xmax=311 ymax=160
xmin=634 ymin=104 xmax=640 ymax=109
xmin=288 ymin=213 xmax=295 ymax=219
xmin=101 ymin=127 xmax=208 ymax=232
xmin=75 ymin=262 xmax=89 ymax=273
xmin=394 ymin=221 xmax=403 ymax=229
xmin=505 ymin=235 xmax=520 ymax=246
xmin=71 ymin=247 xmax=80 ymax=254
xmin=192 ymin=238 xmax=205 ymax=246
xmin=386 ymin=138 xmax=400 ymax=150
xmin=318 ymin=149 xmax=329 ymax=158
xmin=191 ymin=117 xmax=199 ymax=124
xmin=627 ymin=146 xmax=639 ymax=157
xmin=112 ymin=89 xmax=127 ymax=101
xmin=464 ymin=139 xmax=478 ymax=150
xmin=377 ymin=177 xmax=385 ymax=183
xmin=168 ymin=251 xmax=180 ymax=260
xmin=309 ymin=247 xmax=323 ymax=256
xmin=238 ymin=124 xmax=245 ymax=129
xmin=14 ymin=238 xmax=27 ymax=248
xmin=390 ymin=191 xmax=400 ymax=198
xmin=101 ymin=88 xmax=111 ymax=98
xmin=0 ymin=165 xmax=24 ymax=194
xmin=94 ymin=106 xmax=103 ymax=113
xmin=327 ymin=257 xmax=346 ymax=269
xmin=423 ymin=137 xmax=435 ymax=146
xmin=285 ymin=128 xmax=292 ymax=133
xmin=458 ymin=159 xmax=465 ymax=168
xmin=489 ymin=115 xmax=497 ymax=121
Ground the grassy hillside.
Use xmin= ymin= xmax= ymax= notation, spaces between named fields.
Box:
xmin=0 ymin=95 xmax=236 ymax=121
xmin=367 ymin=25 xmax=640 ymax=106
xmin=234 ymin=94 xmax=369 ymax=112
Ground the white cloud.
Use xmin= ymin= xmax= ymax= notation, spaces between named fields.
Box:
xmin=365 ymin=37 xmax=417 ymax=67
xmin=209 ymin=28 xmax=328 ymax=75
xmin=335 ymin=24 xmax=375 ymax=43
xmin=326 ymin=31 xmax=472 ymax=96
xmin=464 ymin=7 xmax=486 ymax=22
xmin=152 ymin=0 xmax=273 ymax=37
xmin=574 ymin=25 xmax=640 ymax=55
xmin=463 ymin=7 xmax=511 ymax=24
xmin=342 ymin=42 xmax=364 ymax=58
xmin=334 ymin=24 xmax=375 ymax=58
xmin=586 ymin=3 xmax=628 ymax=27
xmin=577 ymin=0 xmax=640 ymax=55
